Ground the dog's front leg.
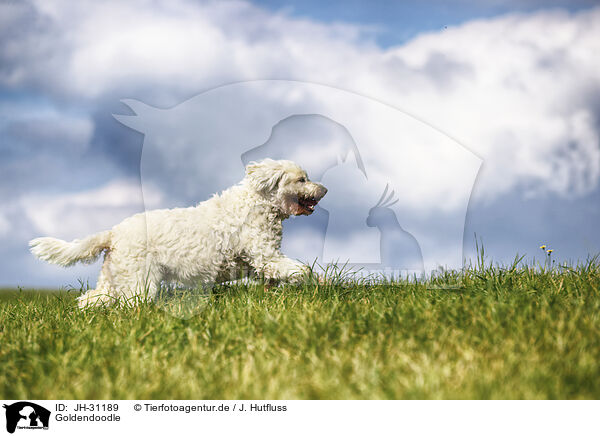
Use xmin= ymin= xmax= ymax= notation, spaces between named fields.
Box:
xmin=245 ymin=239 xmax=309 ymax=283
xmin=242 ymin=220 xmax=310 ymax=284
xmin=261 ymin=255 xmax=309 ymax=283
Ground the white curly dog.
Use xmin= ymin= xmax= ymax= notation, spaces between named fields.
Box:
xmin=30 ymin=159 xmax=327 ymax=308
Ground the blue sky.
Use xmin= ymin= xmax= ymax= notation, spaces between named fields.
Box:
xmin=1 ymin=0 xmax=599 ymax=287
xmin=255 ymin=0 xmax=598 ymax=46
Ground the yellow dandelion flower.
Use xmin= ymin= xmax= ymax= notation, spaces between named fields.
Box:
xmin=540 ymin=245 xmax=546 ymax=250
xmin=547 ymin=249 xmax=553 ymax=254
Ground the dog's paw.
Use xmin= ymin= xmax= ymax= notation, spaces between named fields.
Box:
xmin=77 ymin=289 xmax=115 ymax=309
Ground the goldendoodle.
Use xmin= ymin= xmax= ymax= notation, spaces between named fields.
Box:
xmin=30 ymin=159 xmax=327 ymax=307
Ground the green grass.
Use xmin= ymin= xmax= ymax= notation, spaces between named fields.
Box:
xmin=1 ymin=258 xmax=599 ymax=399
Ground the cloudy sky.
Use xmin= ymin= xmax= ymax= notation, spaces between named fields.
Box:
xmin=1 ymin=0 xmax=599 ymax=287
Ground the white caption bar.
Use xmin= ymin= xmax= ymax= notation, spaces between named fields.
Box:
xmin=0 ymin=400 xmax=597 ymax=436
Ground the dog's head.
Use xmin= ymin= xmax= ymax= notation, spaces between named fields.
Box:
xmin=245 ymin=159 xmax=327 ymax=216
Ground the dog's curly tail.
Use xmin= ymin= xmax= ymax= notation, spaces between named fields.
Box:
xmin=29 ymin=231 xmax=112 ymax=267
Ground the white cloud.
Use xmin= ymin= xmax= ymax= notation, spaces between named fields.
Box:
xmin=1 ymin=0 xmax=598 ymax=202
xmin=22 ymin=179 xmax=163 ymax=239
xmin=384 ymin=10 xmax=600 ymax=200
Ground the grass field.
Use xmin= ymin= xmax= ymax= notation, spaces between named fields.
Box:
xmin=1 ymin=258 xmax=599 ymax=399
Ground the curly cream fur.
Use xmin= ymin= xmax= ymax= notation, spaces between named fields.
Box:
xmin=29 ymin=159 xmax=327 ymax=308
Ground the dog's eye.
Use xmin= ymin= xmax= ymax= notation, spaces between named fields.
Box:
xmin=298 ymin=177 xmax=306 ymax=183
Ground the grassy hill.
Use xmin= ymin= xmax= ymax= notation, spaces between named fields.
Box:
xmin=1 ymin=259 xmax=599 ymax=399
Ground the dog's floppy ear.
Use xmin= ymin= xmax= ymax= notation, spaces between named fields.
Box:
xmin=246 ymin=159 xmax=286 ymax=194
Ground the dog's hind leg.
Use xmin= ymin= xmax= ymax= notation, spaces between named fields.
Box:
xmin=76 ymin=245 xmax=163 ymax=308
xmin=77 ymin=251 xmax=118 ymax=308
xmin=107 ymin=253 xmax=163 ymax=306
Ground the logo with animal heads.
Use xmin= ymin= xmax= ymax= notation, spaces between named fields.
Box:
xmin=3 ymin=402 xmax=50 ymax=434
xmin=115 ymin=79 xmax=481 ymax=290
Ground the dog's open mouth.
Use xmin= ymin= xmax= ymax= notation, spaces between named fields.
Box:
xmin=297 ymin=196 xmax=319 ymax=214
